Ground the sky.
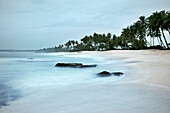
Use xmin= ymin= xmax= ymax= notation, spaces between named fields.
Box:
xmin=0 ymin=0 xmax=170 ymax=49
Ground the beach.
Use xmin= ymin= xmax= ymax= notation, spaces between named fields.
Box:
xmin=0 ymin=50 xmax=170 ymax=113
xmin=96 ymin=50 xmax=170 ymax=87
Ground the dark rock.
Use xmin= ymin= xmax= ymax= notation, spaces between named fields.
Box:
xmin=80 ymin=65 xmax=97 ymax=68
xmin=55 ymin=63 xmax=83 ymax=68
xmin=97 ymin=71 xmax=111 ymax=77
xmin=55 ymin=63 xmax=97 ymax=68
xmin=112 ymin=72 xmax=123 ymax=76
xmin=28 ymin=58 xmax=34 ymax=60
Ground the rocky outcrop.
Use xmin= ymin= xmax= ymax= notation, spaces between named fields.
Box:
xmin=80 ymin=65 xmax=97 ymax=68
xmin=55 ymin=63 xmax=82 ymax=67
xmin=97 ymin=71 xmax=112 ymax=77
xmin=112 ymin=72 xmax=123 ymax=76
xmin=28 ymin=58 xmax=34 ymax=60
xmin=97 ymin=71 xmax=124 ymax=77
xmin=55 ymin=63 xmax=97 ymax=68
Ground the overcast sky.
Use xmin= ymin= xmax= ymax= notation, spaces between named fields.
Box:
xmin=0 ymin=0 xmax=170 ymax=49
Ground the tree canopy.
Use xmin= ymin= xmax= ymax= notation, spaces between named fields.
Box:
xmin=41 ymin=10 xmax=170 ymax=52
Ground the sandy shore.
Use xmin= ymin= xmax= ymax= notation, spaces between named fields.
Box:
xmin=93 ymin=50 xmax=170 ymax=87
xmin=1 ymin=50 xmax=170 ymax=113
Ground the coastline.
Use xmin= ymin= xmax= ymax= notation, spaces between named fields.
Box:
xmin=1 ymin=50 xmax=170 ymax=113
xmin=79 ymin=50 xmax=170 ymax=87
xmin=94 ymin=50 xmax=170 ymax=87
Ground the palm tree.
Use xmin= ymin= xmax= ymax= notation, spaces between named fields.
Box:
xmin=147 ymin=11 xmax=169 ymax=48
xmin=161 ymin=11 xmax=170 ymax=34
xmin=138 ymin=16 xmax=151 ymax=46
xmin=160 ymin=10 xmax=170 ymax=48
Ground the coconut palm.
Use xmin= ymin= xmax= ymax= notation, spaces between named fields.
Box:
xmin=161 ymin=11 xmax=170 ymax=34
xmin=159 ymin=10 xmax=169 ymax=48
xmin=138 ymin=16 xmax=151 ymax=46
xmin=147 ymin=11 xmax=169 ymax=48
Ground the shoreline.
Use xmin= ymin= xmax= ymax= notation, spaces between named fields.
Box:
xmin=103 ymin=50 xmax=170 ymax=87
xmin=1 ymin=50 xmax=170 ymax=113
xmin=80 ymin=50 xmax=170 ymax=87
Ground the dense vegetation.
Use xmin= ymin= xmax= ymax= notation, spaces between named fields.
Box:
xmin=39 ymin=10 xmax=170 ymax=52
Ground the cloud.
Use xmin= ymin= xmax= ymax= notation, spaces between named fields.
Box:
xmin=0 ymin=0 xmax=169 ymax=49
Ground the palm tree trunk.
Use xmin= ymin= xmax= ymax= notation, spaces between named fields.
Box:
xmin=144 ymin=35 xmax=151 ymax=46
xmin=161 ymin=28 xmax=169 ymax=48
xmin=158 ymin=36 xmax=165 ymax=48
xmin=157 ymin=37 xmax=160 ymax=44
xmin=168 ymin=29 xmax=170 ymax=35
xmin=145 ymin=39 xmax=151 ymax=46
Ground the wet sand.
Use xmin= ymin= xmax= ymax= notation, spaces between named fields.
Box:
xmin=96 ymin=50 xmax=170 ymax=87
xmin=1 ymin=50 xmax=170 ymax=113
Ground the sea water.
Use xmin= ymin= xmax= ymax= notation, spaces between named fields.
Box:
xmin=0 ymin=52 xmax=126 ymax=108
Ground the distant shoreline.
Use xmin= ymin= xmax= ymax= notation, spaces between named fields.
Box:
xmin=0 ymin=49 xmax=36 ymax=52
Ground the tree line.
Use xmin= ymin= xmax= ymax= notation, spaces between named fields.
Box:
xmin=40 ymin=10 xmax=170 ymax=52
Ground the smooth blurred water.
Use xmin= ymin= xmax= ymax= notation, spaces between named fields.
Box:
xmin=0 ymin=52 xmax=126 ymax=108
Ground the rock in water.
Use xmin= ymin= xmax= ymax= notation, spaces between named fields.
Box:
xmin=80 ymin=65 xmax=97 ymax=68
xmin=112 ymin=72 xmax=123 ymax=76
xmin=97 ymin=71 xmax=111 ymax=77
xmin=28 ymin=58 xmax=34 ymax=60
xmin=55 ymin=63 xmax=97 ymax=68
xmin=55 ymin=63 xmax=83 ymax=68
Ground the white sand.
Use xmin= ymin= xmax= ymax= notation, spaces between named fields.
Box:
xmin=1 ymin=50 xmax=170 ymax=113
xmin=96 ymin=50 xmax=170 ymax=87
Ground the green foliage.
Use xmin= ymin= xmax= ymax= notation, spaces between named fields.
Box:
xmin=42 ymin=10 xmax=169 ymax=52
xmin=38 ymin=45 xmax=64 ymax=52
xmin=146 ymin=10 xmax=170 ymax=48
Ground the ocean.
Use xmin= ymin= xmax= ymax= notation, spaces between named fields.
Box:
xmin=0 ymin=52 xmax=126 ymax=108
